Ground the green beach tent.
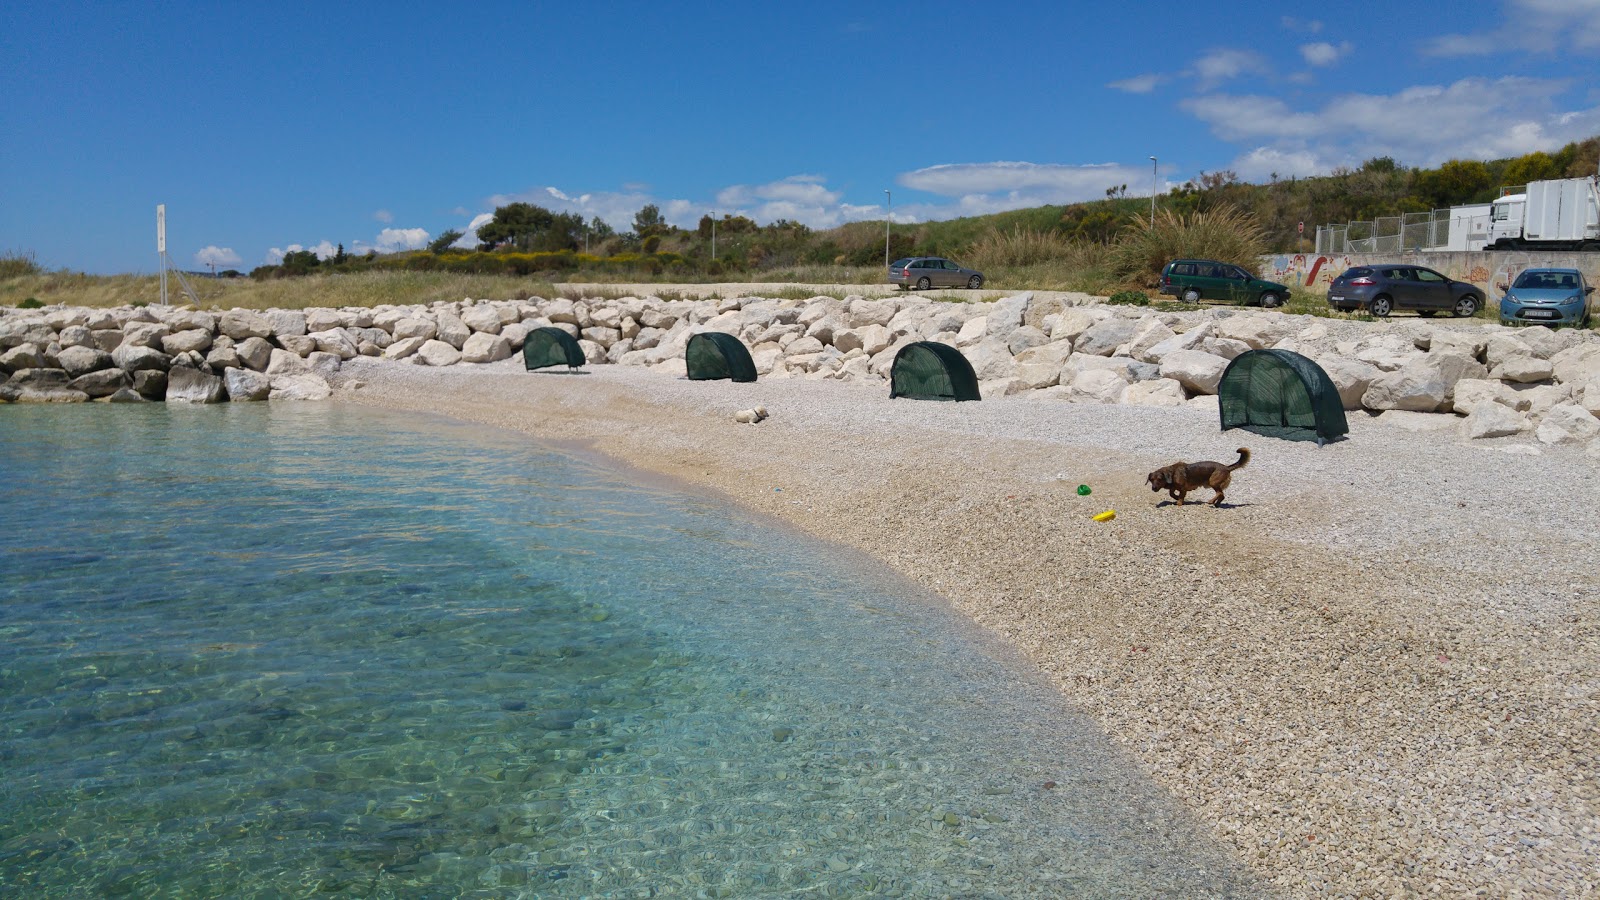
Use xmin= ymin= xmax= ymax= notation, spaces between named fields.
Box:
xmin=889 ymin=341 xmax=980 ymax=401
xmin=1218 ymin=349 xmax=1347 ymax=444
xmin=523 ymin=326 xmax=586 ymax=371
xmin=685 ymin=332 xmax=757 ymax=382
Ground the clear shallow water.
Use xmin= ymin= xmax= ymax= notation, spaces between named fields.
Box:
xmin=0 ymin=403 xmax=1256 ymax=898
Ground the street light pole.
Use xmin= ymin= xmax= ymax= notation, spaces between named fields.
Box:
xmin=711 ymin=211 xmax=716 ymax=261
xmin=1149 ymin=157 xmax=1158 ymax=227
xmin=884 ymin=189 xmax=892 ymax=269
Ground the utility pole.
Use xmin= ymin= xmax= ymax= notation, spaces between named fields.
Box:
xmin=884 ymin=190 xmax=892 ymax=269
xmin=711 ymin=211 xmax=717 ymax=261
xmin=1149 ymin=157 xmax=1158 ymax=227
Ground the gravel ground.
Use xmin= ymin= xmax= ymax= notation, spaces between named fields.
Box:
xmin=336 ymin=349 xmax=1599 ymax=899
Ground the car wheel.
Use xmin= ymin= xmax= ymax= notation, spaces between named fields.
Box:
xmin=1368 ymin=296 xmax=1393 ymax=317
xmin=916 ymin=277 xmax=931 ymax=290
xmin=1181 ymin=288 xmax=1201 ymax=303
xmin=1259 ymin=291 xmax=1282 ymax=309
xmin=967 ymin=275 xmax=983 ymax=289
xmin=1453 ymin=294 xmax=1481 ymax=318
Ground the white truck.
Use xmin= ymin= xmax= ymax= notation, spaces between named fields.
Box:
xmin=1486 ymin=167 xmax=1600 ymax=250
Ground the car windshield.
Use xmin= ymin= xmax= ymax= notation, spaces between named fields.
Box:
xmin=1514 ymin=271 xmax=1577 ymax=290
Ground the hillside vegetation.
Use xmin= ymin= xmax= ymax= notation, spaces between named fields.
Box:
xmin=6 ymin=137 xmax=1597 ymax=310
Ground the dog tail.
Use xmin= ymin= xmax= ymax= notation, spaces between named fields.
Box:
xmin=1229 ymin=448 xmax=1250 ymax=470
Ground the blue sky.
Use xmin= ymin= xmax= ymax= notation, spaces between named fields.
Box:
xmin=3 ymin=0 xmax=1598 ymax=274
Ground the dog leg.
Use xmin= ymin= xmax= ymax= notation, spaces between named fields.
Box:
xmin=1211 ymin=488 xmax=1224 ymax=507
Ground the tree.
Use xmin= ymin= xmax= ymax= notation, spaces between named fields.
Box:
xmin=428 ymin=230 xmax=464 ymax=254
xmin=633 ymin=204 xmax=668 ymax=239
xmin=588 ymin=217 xmax=614 ymax=240
xmin=1414 ymin=159 xmax=1492 ymax=208
xmin=475 ymin=203 xmax=586 ymax=252
xmin=1502 ymin=151 xmax=1561 ymax=187
xmin=279 ymin=249 xmax=320 ymax=276
xmin=332 ymin=243 xmax=348 ymax=264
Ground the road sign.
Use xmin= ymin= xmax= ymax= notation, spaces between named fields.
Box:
xmin=157 ymin=204 xmax=166 ymax=252
xmin=1297 ymin=221 xmax=1304 ymax=234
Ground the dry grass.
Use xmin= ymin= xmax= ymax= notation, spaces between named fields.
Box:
xmin=0 ymin=270 xmax=567 ymax=310
xmin=1110 ymin=205 xmax=1269 ymax=286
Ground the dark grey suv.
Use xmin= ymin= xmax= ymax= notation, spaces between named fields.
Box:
xmin=888 ymin=257 xmax=984 ymax=290
xmin=1327 ymin=265 xmax=1484 ymax=317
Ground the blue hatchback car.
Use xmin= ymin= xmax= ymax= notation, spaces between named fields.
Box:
xmin=1498 ymin=268 xmax=1594 ymax=327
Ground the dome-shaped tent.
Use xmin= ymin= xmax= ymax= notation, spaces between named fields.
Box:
xmin=523 ymin=326 xmax=586 ymax=371
xmin=1218 ymin=349 xmax=1347 ymax=443
xmin=889 ymin=341 xmax=980 ymax=401
xmin=685 ymin=332 xmax=757 ymax=382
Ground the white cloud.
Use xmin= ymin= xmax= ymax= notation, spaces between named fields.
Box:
xmin=1182 ymin=76 xmax=1600 ymax=171
xmin=1229 ymin=146 xmax=1327 ymax=182
xmin=193 ymin=245 xmax=241 ymax=268
xmin=1299 ymin=41 xmax=1352 ymax=66
xmin=263 ymin=240 xmax=336 ymax=264
xmin=1428 ymin=0 xmax=1600 ymax=55
xmin=1191 ymin=49 xmax=1269 ymax=87
xmin=891 ymin=160 xmax=1169 ymax=221
xmin=1281 ymin=16 xmax=1323 ymax=33
xmin=374 ymin=227 xmax=429 ymax=253
xmin=373 ymin=209 xmax=394 ymax=224
xmin=1108 ymin=73 xmax=1164 ymax=93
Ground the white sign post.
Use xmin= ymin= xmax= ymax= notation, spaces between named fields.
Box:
xmin=157 ymin=204 xmax=168 ymax=305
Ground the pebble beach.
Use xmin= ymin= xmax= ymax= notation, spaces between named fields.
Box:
xmin=339 ymin=353 xmax=1599 ymax=898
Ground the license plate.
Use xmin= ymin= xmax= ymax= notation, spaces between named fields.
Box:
xmin=1524 ymin=310 xmax=1557 ymax=319
xmin=1330 ymin=295 xmax=1345 ymax=302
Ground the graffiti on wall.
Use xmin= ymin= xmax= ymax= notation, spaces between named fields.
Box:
xmin=1266 ymin=254 xmax=1353 ymax=287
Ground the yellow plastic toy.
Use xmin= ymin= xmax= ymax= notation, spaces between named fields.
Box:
xmin=1092 ymin=509 xmax=1116 ymax=522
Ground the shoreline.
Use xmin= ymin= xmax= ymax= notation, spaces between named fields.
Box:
xmin=336 ymin=356 xmax=1599 ymax=898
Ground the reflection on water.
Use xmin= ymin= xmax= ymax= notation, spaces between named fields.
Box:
xmin=0 ymin=403 xmax=1256 ymax=897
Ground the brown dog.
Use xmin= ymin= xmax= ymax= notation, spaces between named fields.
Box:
xmin=1146 ymin=448 xmax=1250 ymax=507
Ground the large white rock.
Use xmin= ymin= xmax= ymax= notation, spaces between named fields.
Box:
xmin=1006 ymin=325 xmax=1050 ymax=354
xmin=278 ymin=334 xmax=316 ymax=357
xmin=461 ymin=306 xmax=503 ymax=334
xmin=1314 ymin=356 xmax=1384 ymax=410
xmin=1354 ymin=334 xmax=1421 ymax=372
xmin=1126 ymin=320 xmax=1178 ymax=363
xmin=111 ymin=343 xmax=170 ymax=373
xmin=436 ymin=314 xmax=471 ymax=350
xmin=165 ymin=367 xmax=225 ymax=403
xmin=848 ymin=298 xmax=897 ymax=328
xmin=956 ymin=316 xmax=987 ymax=347
xmin=985 ymin=294 xmax=1030 ymax=343
xmin=1201 ymin=337 xmax=1252 ymax=361
xmin=1123 ymin=377 xmax=1188 ymax=407
xmin=56 ymin=345 xmax=113 ymax=378
xmin=1460 ymin=404 xmax=1529 ymax=439
xmin=0 ymin=343 xmax=45 ymax=372
xmin=123 ymin=321 xmax=172 ymax=349
xmin=306 ymin=351 xmax=341 ymax=378
xmin=1422 ymin=330 xmax=1487 ymax=360
xmin=1159 ymin=350 xmax=1230 ymax=395
xmin=1214 ymin=316 xmax=1288 ymax=349
xmin=308 ymin=329 xmax=358 ymax=360
xmin=1050 ymin=308 xmax=1105 ymax=343
xmin=233 ymin=336 xmax=272 ymax=371
xmin=1579 ymin=374 xmax=1600 ymax=417
xmin=964 ymin=339 xmax=1016 ymax=381
xmin=69 ymin=368 xmax=131 ymax=398
xmin=392 ymin=317 xmax=437 ymax=341
xmin=1452 ymin=378 xmax=1531 ymax=415
xmin=304 ymin=309 xmax=348 ymax=332
xmin=265 ymin=348 xmax=310 ymax=375
xmin=266 ymin=309 xmax=307 ymax=338
xmin=1490 ymin=355 xmax=1555 ymax=384
xmin=219 ymin=309 xmax=273 ymax=340
xmin=1535 ymin=403 xmax=1600 ymax=445
xmin=1361 ymin=352 xmax=1487 ymax=412
xmin=500 ymin=321 xmax=532 ymax=351
xmin=1484 ymin=333 xmax=1535 ymax=369
xmin=224 ymin=367 xmax=271 ymax=401
xmin=461 ymin=332 xmax=513 ymax=363
xmin=57 ymin=325 xmax=95 ymax=349
xmin=1073 ymin=318 xmax=1138 ymax=357
xmin=1521 ymin=326 xmax=1584 ymax=360
xmin=1510 ymin=383 xmax=1573 ymax=419
xmin=268 ymin=373 xmax=332 ymax=401
xmin=415 ymin=339 xmax=463 ymax=366
xmin=1551 ymin=343 xmax=1600 ymax=387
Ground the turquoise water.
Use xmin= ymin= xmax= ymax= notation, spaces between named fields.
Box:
xmin=0 ymin=403 xmax=1255 ymax=898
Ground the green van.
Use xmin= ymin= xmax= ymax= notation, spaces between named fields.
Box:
xmin=1159 ymin=259 xmax=1290 ymax=308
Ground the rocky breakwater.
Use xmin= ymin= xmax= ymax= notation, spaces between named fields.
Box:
xmin=6 ymin=293 xmax=1599 ymax=456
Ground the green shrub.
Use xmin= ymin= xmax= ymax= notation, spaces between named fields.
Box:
xmin=1109 ymin=205 xmax=1267 ymax=286
xmin=17 ymin=296 xmax=44 ymax=309
xmin=1106 ymin=290 xmax=1149 ymax=306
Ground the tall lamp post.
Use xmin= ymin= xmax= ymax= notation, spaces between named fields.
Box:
xmin=1149 ymin=156 xmax=1158 ymax=226
xmin=884 ymin=190 xmax=892 ymax=269
xmin=711 ymin=211 xmax=716 ymax=261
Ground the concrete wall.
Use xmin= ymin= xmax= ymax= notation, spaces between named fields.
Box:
xmin=1260 ymin=250 xmax=1600 ymax=296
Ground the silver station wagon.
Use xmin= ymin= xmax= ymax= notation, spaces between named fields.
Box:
xmin=888 ymin=257 xmax=985 ymax=290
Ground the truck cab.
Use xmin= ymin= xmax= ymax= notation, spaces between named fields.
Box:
xmin=1487 ymin=194 xmax=1526 ymax=248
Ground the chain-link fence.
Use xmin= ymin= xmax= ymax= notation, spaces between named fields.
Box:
xmin=1316 ymin=209 xmax=1456 ymax=254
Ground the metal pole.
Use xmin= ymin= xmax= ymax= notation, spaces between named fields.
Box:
xmin=711 ymin=212 xmax=716 ymax=261
xmin=1149 ymin=157 xmax=1158 ymax=227
xmin=884 ymin=190 xmax=891 ymax=268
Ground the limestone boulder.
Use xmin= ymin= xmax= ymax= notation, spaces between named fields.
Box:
xmin=165 ymin=367 xmax=226 ymax=403
xmin=1580 ymin=375 xmax=1600 ymax=417
xmin=1535 ymin=403 xmax=1600 ymax=445
xmin=235 ymin=337 xmax=274 ymax=371
xmin=306 ymin=352 xmax=341 ymax=379
xmin=161 ymin=329 xmax=213 ymax=355
xmin=392 ymin=317 xmax=437 ymax=341
xmin=580 ymin=326 xmax=621 ymax=346
xmin=3 ymin=369 xmax=89 ymax=403
xmin=308 ymin=329 xmax=358 ymax=360
xmin=964 ymin=339 xmax=1016 ymax=381
xmin=43 ymin=309 xmax=88 ymax=330
xmin=1314 ymin=356 xmax=1384 ymax=410
xmin=267 ymin=309 xmax=307 ymax=338
xmin=462 ymin=332 xmax=513 ymax=363
xmin=219 ymin=309 xmax=274 ymax=340
xmin=1551 ymin=343 xmax=1600 ymax=387
xmin=1202 ymin=337 xmax=1252 ymax=361
xmin=268 ymin=373 xmax=333 ymax=401
xmin=224 ymin=367 xmax=271 ymax=401
xmin=500 ymin=321 xmax=532 ymax=351
xmin=57 ymin=345 xmax=112 ymax=378
xmin=68 ymin=368 xmax=131 ymax=398
xmin=461 ymin=306 xmax=503 ymax=334
xmin=123 ymin=321 xmax=173 ymax=349
xmin=304 ymin=309 xmax=348 ymax=332
xmin=984 ymin=294 xmax=1030 ymax=344
xmin=1073 ymin=318 xmax=1139 ymax=357
xmin=1484 ymin=334 xmax=1535 ymax=369
xmin=1451 ymin=379 xmax=1530 ymax=416
xmin=58 ymin=325 xmax=96 ymax=349
xmin=1125 ymin=320 xmax=1177 ymax=363
xmin=1509 ymin=383 xmax=1572 ymax=418
xmin=1064 ymin=353 xmax=1158 ymax=384
xmin=1123 ymin=377 xmax=1188 ymax=407
xmin=1361 ymin=352 xmax=1487 ymax=413
xmin=1214 ymin=316 xmax=1289 ymax=350
xmin=265 ymin=348 xmax=310 ymax=376
xmin=1006 ymin=325 xmax=1050 ymax=354
xmin=847 ymin=298 xmax=897 ymax=328
xmin=133 ymin=369 xmax=167 ymax=399
xmin=1521 ymin=326 xmax=1584 ymax=360
xmin=0 ymin=342 xmax=45 ymax=373
xmin=956 ymin=316 xmax=987 ymax=347
xmin=436 ymin=314 xmax=470 ymax=350
xmin=278 ymin=334 xmax=316 ymax=357
xmin=415 ymin=339 xmax=462 ymax=367
xmin=107 ymin=387 xmax=145 ymax=403
xmin=1050 ymin=308 xmax=1106 ymax=343
xmin=1159 ymin=350 xmax=1230 ymax=395
xmin=110 ymin=342 xmax=169 ymax=371
xmin=1490 ymin=355 xmax=1555 ymax=384
xmin=1420 ymin=330 xmax=1487 ymax=360
xmin=1460 ymin=404 xmax=1529 ymax=439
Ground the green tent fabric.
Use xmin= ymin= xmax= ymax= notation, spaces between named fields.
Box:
xmin=889 ymin=341 xmax=981 ymax=401
xmin=1218 ymin=349 xmax=1347 ymax=443
xmin=523 ymin=326 xmax=586 ymax=371
xmin=685 ymin=332 xmax=757 ymax=382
